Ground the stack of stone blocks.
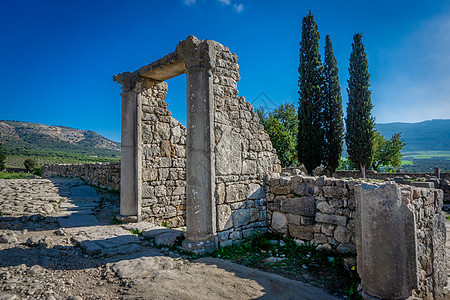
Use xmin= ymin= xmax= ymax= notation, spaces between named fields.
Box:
xmin=113 ymin=36 xmax=281 ymax=250
xmin=139 ymin=80 xmax=187 ymax=228
xmin=42 ymin=162 xmax=120 ymax=191
xmin=266 ymin=172 xmax=447 ymax=299
xmin=266 ymin=174 xmax=356 ymax=253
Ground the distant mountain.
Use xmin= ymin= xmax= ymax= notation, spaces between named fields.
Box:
xmin=375 ymin=119 xmax=450 ymax=152
xmin=0 ymin=121 xmax=120 ymax=168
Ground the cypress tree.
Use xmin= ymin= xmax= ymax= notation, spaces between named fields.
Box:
xmin=298 ymin=11 xmax=323 ymax=175
xmin=345 ymin=33 xmax=375 ymax=178
xmin=322 ymin=35 xmax=344 ymax=175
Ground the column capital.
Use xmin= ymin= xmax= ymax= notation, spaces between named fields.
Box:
xmin=113 ymin=72 xmax=141 ymax=93
xmin=176 ymin=35 xmax=216 ymax=71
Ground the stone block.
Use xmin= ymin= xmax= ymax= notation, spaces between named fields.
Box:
xmin=288 ymin=224 xmax=313 ymax=240
xmin=272 ymin=186 xmax=290 ymax=195
xmin=314 ymin=233 xmax=327 ymax=244
xmin=271 ymin=211 xmax=287 ymax=230
xmin=216 ymin=183 xmax=225 ymax=204
xmin=355 ymin=182 xmax=418 ymax=299
xmin=315 ymin=213 xmax=346 ymax=227
xmin=280 ymin=197 xmax=315 ymax=217
xmin=410 ymin=181 xmax=433 ymax=189
xmin=300 ymin=216 xmax=315 ymax=225
xmin=292 ymin=182 xmax=313 ymax=196
xmin=217 ymin=204 xmax=233 ymax=231
xmin=232 ymin=208 xmax=259 ymax=228
xmin=226 ymin=184 xmax=246 ymax=203
xmin=286 ymin=213 xmax=301 ymax=226
xmin=317 ymin=201 xmax=336 ymax=214
xmin=247 ymin=183 xmax=265 ymax=200
xmin=334 ymin=226 xmax=351 ymax=244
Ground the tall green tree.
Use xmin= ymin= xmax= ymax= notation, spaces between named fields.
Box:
xmin=298 ymin=11 xmax=324 ymax=175
xmin=256 ymin=104 xmax=298 ymax=167
xmin=372 ymin=131 xmax=405 ymax=171
xmin=322 ymin=35 xmax=344 ymax=175
xmin=345 ymin=33 xmax=375 ymax=178
xmin=0 ymin=143 xmax=6 ymax=171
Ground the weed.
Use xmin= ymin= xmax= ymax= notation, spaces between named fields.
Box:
xmin=112 ymin=217 xmax=123 ymax=225
xmin=161 ymin=222 xmax=169 ymax=228
xmin=211 ymin=232 xmax=361 ymax=299
xmin=129 ymin=229 xmax=142 ymax=236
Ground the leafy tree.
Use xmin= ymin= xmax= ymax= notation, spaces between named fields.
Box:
xmin=345 ymin=33 xmax=375 ymax=178
xmin=24 ymin=158 xmax=37 ymax=172
xmin=0 ymin=143 xmax=6 ymax=171
xmin=372 ymin=131 xmax=405 ymax=171
xmin=322 ymin=35 xmax=344 ymax=175
xmin=298 ymin=11 xmax=324 ymax=175
xmin=256 ymin=104 xmax=298 ymax=167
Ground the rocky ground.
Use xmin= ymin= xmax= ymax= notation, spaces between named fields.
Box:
xmin=0 ymin=177 xmax=339 ymax=300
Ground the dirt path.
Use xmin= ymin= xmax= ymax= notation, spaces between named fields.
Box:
xmin=0 ymin=177 xmax=338 ymax=300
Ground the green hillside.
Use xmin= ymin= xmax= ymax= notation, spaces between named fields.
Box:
xmin=375 ymin=119 xmax=450 ymax=172
xmin=0 ymin=121 xmax=120 ymax=168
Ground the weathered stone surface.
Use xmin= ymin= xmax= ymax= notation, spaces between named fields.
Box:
xmin=334 ymin=226 xmax=351 ymax=244
xmin=280 ymin=197 xmax=315 ymax=217
xmin=232 ymin=208 xmax=259 ymax=228
xmin=292 ymin=182 xmax=313 ymax=196
xmin=288 ymin=224 xmax=313 ymax=240
xmin=271 ymin=212 xmax=287 ymax=230
xmin=315 ymin=213 xmax=346 ymax=227
xmin=217 ymin=204 xmax=233 ymax=231
xmin=355 ymin=183 xmax=417 ymax=299
xmin=226 ymin=184 xmax=246 ymax=203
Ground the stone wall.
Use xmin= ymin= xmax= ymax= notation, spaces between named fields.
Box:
xmin=212 ymin=44 xmax=281 ymax=247
xmin=334 ymin=170 xmax=450 ymax=204
xmin=42 ymin=162 xmax=120 ymax=191
xmin=266 ymin=173 xmax=447 ymax=299
xmin=139 ymin=80 xmax=187 ymax=228
xmin=266 ymin=174 xmax=357 ymax=253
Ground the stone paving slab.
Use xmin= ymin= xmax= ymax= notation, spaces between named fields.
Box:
xmin=69 ymin=226 xmax=141 ymax=256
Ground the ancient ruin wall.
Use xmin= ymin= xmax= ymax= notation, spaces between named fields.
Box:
xmin=211 ymin=43 xmax=281 ymax=247
xmin=42 ymin=162 xmax=120 ymax=190
xmin=266 ymin=174 xmax=447 ymax=299
xmin=139 ymin=80 xmax=187 ymax=227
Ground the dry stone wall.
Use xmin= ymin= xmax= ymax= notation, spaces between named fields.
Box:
xmin=266 ymin=173 xmax=447 ymax=299
xmin=42 ymin=162 xmax=120 ymax=191
xmin=211 ymin=44 xmax=281 ymax=247
xmin=266 ymin=174 xmax=357 ymax=253
xmin=140 ymin=80 xmax=187 ymax=228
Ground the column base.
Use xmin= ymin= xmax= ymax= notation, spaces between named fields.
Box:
xmin=181 ymin=235 xmax=218 ymax=255
xmin=116 ymin=215 xmax=138 ymax=223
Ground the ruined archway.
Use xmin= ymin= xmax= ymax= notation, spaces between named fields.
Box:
xmin=114 ymin=36 xmax=281 ymax=253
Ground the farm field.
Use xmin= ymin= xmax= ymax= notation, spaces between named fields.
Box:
xmin=5 ymin=154 xmax=120 ymax=169
xmin=401 ymin=150 xmax=450 ymax=172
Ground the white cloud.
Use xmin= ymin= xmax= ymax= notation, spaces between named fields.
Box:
xmin=217 ymin=0 xmax=231 ymax=5
xmin=234 ymin=3 xmax=244 ymax=13
xmin=183 ymin=0 xmax=196 ymax=5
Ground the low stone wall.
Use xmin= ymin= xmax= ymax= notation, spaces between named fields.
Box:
xmin=335 ymin=170 xmax=450 ymax=204
xmin=42 ymin=162 xmax=120 ymax=191
xmin=266 ymin=174 xmax=357 ymax=253
xmin=266 ymin=173 xmax=447 ymax=299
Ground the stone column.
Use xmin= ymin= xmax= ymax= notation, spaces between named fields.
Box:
xmin=177 ymin=36 xmax=217 ymax=254
xmin=355 ymin=182 xmax=418 ymax=299
xmin=113 ymin=72 xmax=142 ymax=223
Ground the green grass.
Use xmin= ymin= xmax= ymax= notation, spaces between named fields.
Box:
xmin=211 ymin=233 xmax=361 ymax=299
xmin=401 ymin=160 xmax=413 ymax=165
xmin=5 ymin=154 xmax=120 ymax=168
xmin=0 ymin=172 xmax=31 ymax=179
xmin=402 ymin=150 xmax=450 ymax=160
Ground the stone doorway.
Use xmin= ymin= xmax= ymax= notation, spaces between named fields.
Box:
xmin=114 ymin=36 xmax=280 ymax=253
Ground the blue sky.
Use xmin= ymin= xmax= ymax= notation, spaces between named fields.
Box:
xmin=1 ymin=0 xmax=449 ymax=142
